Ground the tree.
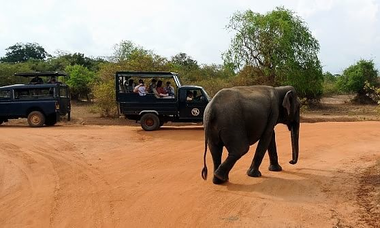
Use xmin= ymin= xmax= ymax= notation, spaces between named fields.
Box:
xmin=322 ymin=71 xmax=341 ymax=95
xmin=223 ymin=7 xmax=323 ymax=99
xmin=111 ymin=40 xmax=151 ymax=62
xmin=65 ymin=65 xmax=97 ymax=100
xmin=48 ymin=52 xmax=107 ymax=71
xmin=0 ymin=63 xmax=32 ymax=86
xmin=1 ymin=42 xmax=49 ymax=63
xmin=337 ymin=59 xmax=379 ymax=100
xmin=171 ymin=53 xmax=199 ymax=70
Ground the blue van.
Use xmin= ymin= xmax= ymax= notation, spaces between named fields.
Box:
xmin=0 ymin=72 xmax=71 ymax=127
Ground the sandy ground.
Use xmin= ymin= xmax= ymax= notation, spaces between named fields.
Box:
xmin=1 ymin=122 xmax=380 ymax=228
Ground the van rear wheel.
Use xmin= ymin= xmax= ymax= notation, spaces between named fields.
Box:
xmin=141 ymin=113 xmax=160 ymax=131
xmin=27 ymin=111 xmax=45 ymax=127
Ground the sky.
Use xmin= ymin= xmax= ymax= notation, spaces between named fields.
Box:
xmin=0 ymin=0 xmax=379 ymax=74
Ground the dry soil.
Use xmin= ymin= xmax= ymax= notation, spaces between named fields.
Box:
xmin=1 ymin=121 xmax=380 ymax=227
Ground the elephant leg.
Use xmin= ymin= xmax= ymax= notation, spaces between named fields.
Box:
xmin=267 ymin=131 xmax=282 ymax=172
xmin=214 ymin=142 xmax=249 ymax=184
xmin=209 ymin=142 xmax=224 ymax=184
xmin=247 ymin=130 xmax=274 ymax=177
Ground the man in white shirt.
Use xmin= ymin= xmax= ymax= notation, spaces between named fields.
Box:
xmin=134 ymin=79 xmax=147 ymax=96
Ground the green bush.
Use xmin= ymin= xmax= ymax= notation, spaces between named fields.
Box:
xmin=92 ymin=79 xmax=118 ymax=117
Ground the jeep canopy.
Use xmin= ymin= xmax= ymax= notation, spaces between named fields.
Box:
xmin=14 ymin=72 xmax=68 ymax=77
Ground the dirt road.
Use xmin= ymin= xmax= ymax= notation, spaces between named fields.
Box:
xmin=1 ymin=122 xmax=380 ymax=227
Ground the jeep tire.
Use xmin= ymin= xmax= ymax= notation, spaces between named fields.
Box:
xmin=27 ymin=111 xmax=45 ymax=127
xmin=141 ymin=113 xmax=160 ymax=131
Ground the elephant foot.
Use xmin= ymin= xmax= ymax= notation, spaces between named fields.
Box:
xmin=269 ymin=164 xmax=282 ymax=172
xmin=213 ymin=176 xmax=227 ymax=185
xmin=247 ymin=168 xmax=261 ymax=177
xmin=214 ymin=168 xmax=229 ymax=184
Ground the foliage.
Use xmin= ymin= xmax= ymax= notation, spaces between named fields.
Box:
xmin=322 ymin=72 xmax=342 ymax=95
xmin=111 ymin=40 xmax=152 ymax=63
xmin=65 ymin=65 xmax=97 ymax=100
xmin=363 ymin=81 xmax=380 ymax=103
xmin=171 ymin=53 xmax=199 ymax=70
xmin=223 ymin=7 xmax=323 ymax=99
xmin=337 ymin=59 xmax=379 ymax=97
xmin=48 ymin=52 xmax=107 ymax=72
xmin=196 ymin=78 xmax=232 ymax=97
xmin=0 ymin=42 xmax=49 ymax=63
xmin=92 ymin=79 xmax=118 ymax=117
xmin=0 ymin=63 xmax=33 ymax=86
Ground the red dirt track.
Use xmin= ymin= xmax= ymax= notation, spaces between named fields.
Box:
xmin=1 ymin=122 xmax=380 ymax=227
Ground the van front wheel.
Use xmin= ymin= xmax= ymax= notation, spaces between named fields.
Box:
xmin=140 ymin=113 xmax=160 ymax=131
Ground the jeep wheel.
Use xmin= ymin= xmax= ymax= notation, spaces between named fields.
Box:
xmin=45 ymin=114 xmax=57 ymax=126
xmin=141 ymin=113 xmax=160 ymax=131
xmin=27 ymin=111 xmax=45 ymax=127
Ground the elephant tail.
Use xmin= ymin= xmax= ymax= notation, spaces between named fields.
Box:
xmin=201 ymin=139 xmax=208 ymax=180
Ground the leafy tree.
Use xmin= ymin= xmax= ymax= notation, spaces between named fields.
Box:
xmin=171 ymin=53 xmax=199 ymax=70
xmin=111 ymin=40 xmax=151 ymax=62
xmin=0 ymin=63 xmax=32 ymax=86
xmin=223 ymin=7 xmax=323 ymax=99
xmin=337 ymin=59 xmax=379 ymax=97
xmin=322 ymin=71 xmax=341 ymax=95
xmin=48 ymin=52 xmax=107 ymax=72
xmin=1 ymin=42 xmax=49 ymax=63
xmin=65 ymin=65 xmax=97 ymax=100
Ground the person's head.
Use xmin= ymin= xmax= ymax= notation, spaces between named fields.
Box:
xmin=151 ymin=78 xmax=157 ymax=84
xmin=157 ymin=80 xmax=163 ymax=87
xmin=187 ymin=91 xmax=193 ymax=97
xmin=166 ymin=81 xmax=171 ymax=86
xmin=128 ymin=79 xmax=134 ymax=86
xmin=139 ymin=79 xmax=144 ymax=85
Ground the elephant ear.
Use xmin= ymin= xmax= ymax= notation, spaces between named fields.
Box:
xmin=282 ymin=90 xmax=293 ymax=116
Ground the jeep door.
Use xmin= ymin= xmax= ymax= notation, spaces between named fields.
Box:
xmin=0 ymin=89 xmax=12 ymax=117
xmin=57 ymin=85 xmax=71 ymax=116
xmin=178 ymin=88 xmax=208 ymax=121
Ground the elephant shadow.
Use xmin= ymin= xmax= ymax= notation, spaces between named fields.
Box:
xmin=224 ymin=168 xmax=344 ymax=202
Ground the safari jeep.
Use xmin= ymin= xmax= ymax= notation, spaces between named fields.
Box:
xmin=0 ymin=72 xmax=71 ymax=127
xmin=116 ymin=71 xmax=210 ymax=131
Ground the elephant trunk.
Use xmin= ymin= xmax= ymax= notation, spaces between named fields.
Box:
xmin=289 ymin=122 xmax=299 ymax=165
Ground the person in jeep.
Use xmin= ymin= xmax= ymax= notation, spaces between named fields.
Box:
xmin=30 ymin=75 xmax=43 ymax=84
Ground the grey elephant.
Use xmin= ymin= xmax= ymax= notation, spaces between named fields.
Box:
xmin=201 ymin=85 xmax=300 ymax=184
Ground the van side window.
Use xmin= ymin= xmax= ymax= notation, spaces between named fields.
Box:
xmin=14 ymin=88 xmax=54 ymax=99
xmin=0 ymin=90 xmax=11 ymax=99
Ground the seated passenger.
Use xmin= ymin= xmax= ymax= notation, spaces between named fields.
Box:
xmin=126 ymin=79 xmax=135 ymax=93
xmin=148 ymin=79 xmax=157 ymax=93
xmin=30 ymin=75 xmax=43 ymax=84
xmin=48 ymin=77 xmax=58 ymax=84
xmin=186 ymin=91 xmax=194 ymax=101
xmin=165 ymin=81 xmax=175 ymax=96
xmin=156 ymin=80 xmax=169 ymax=98
xmin=133 ymin=79 xmax=146 ymax=96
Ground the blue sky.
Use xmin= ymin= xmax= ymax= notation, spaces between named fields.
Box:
xmin=0 ymin=0 xmax=379 ymax=74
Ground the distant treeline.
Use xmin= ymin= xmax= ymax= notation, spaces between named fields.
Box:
xmin=1 ymin=7 xmax=379 ymax=116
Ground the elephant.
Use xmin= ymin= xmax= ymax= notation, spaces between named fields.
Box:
xmin=201 ymin=85 xmax=301 ymax=184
